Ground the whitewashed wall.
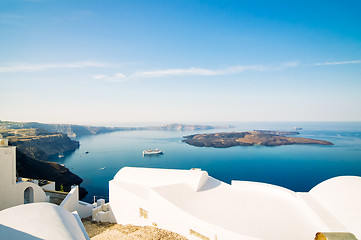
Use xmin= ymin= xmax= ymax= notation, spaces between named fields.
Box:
xmin=0 ymin=146 xmax=48 ymax=211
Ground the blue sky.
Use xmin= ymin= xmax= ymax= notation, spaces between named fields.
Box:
xmin=0 ymin=0 xmax=360 ymax=125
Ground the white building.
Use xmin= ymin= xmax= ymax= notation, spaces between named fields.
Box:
xmin=0 ymin=202 xmax=89 ymax=240
xmin=109 ymin=167 xmax=361 ymax=240
xmin=0 ymin=139 xmax=49 ymax=211
xmin=0 ymin=139 xmax=91 ymax=239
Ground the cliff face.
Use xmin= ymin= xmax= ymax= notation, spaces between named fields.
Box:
xmin=0 ymin=120 xmax=132 ymax=138
xmin=0 ymin=120 xmax=234 ymax=138
xmin=1 ymin=128 xmax=79 ymax=160
xmin=13 ymin=133 xmax=79 ymax=160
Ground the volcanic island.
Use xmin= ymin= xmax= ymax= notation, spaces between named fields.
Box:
xmin=182 ymin=130 xmax=333 ymax=148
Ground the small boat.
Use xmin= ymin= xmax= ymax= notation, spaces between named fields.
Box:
xmin=293 ymin=127 xmax=303 ymax=130
xmin=143 ymin=149 xmax=163 ymax=155
xmin=98 ymin=167 xmax=106 ymax=170
xmin=85 ymin=151 xmax=89 ymax=154
xmin=58 ymin=153 xmax=64 ymax=158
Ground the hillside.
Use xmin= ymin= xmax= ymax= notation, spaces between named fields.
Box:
xmin=0 ymin=128 xmax=79 ymax=160
xmin=0 ymin=121 xmax=233 ymax=138
xmin=0 ymin=120 xmax=133 ymax=138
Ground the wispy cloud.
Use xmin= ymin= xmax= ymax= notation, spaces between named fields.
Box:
xmin=93 ymin=73 xmax=127 ymax=82
xmin=311 ymin=60 xmax=361 ymax=66
xmin=0 ymin=61 xmax=109 ymax=73
xmin=5 ymin=58 xmax=357 ymax=81
xmin=92 ymin=61 xmax=299 ymax=82
xmin=132 ymin=61 xmax=299 ymax=79
xmin=130 ymin=59 xmax=357 ymax=79
xmin=132 ymin=67 xmax=219 ymax=78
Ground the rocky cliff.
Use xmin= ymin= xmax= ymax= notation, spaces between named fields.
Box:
xmin=0 ymin=120 xmax=234 ymax=137
xmin=0 ymin=120 xmax=132 ymax=138
xmin=1 ymin=128 xmax=79 ymax=160
xmin=15 ymin=150 xmax=87 ymax=197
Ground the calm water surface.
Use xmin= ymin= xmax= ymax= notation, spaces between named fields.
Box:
xmin=52 ymin=122 xmax=361 ymax=203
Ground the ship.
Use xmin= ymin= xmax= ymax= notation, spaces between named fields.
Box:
xmin=143 ymin=149 xmax=163 ymax=155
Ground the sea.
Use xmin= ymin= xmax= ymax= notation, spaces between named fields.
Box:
xmin=50 ymin=122 xmax=361 ymax=203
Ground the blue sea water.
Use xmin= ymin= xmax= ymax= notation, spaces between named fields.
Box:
xmin=51 ymin=122 xmax=361 ymax=203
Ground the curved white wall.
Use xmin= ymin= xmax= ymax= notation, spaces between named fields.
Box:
xmin=309 ymin=176 xmax=361 ymax=237
xmin=0 ymin=202 xmax=89 ymax=240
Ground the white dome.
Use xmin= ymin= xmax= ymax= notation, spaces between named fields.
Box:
xmin=0 ymin=202 xmax=88 ymax=240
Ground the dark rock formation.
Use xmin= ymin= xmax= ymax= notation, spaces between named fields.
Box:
xmin=15 ymin=150 xmax=88 ymax=198
xmin=10 ymin=133 xmax=79 ymax=161
xmin=183 ymin=131 xmax=333 ymax=148
xmin=1 ymin=128 xmax=79 ymax=160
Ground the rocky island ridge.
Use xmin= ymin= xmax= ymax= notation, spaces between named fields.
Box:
xmin=183 ymin=130 xmax=333 ymax=148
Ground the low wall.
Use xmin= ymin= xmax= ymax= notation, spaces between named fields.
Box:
xmin=60 ymin=186 xmax=93 ymax=218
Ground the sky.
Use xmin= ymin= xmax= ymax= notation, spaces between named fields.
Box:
xmin=0 ymin=0 xmax=360 ymax=125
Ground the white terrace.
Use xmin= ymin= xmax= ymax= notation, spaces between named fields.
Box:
xmin=109 ymin=167 xmax=361 ymax=240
